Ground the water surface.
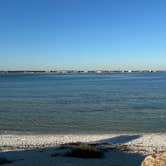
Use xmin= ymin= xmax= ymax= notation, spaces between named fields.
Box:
xmin=0 ymin=72 xmax=166 ymax=134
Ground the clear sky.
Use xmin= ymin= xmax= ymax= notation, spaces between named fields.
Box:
xmin=0 ymin=0 xmax=166 ymax=70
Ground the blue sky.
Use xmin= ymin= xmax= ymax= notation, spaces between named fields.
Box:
xmin=0 ymin=0 xmax=166 ymax=70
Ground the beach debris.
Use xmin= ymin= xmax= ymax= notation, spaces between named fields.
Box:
xmin=110 ymin=144 xmax=131 ymax=152
xmin=64 ymin=143 xmax=103 ymax=158
xmin=51 ymin=142 xmax=104 ymax=159
xmin=141 ymin=152 xmax=166 ymax=166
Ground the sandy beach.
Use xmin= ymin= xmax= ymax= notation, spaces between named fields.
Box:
xmin=0 ymin=133 xmax=166 ymax=166
xmin=1 ymin=133 xmax=166 ymax=154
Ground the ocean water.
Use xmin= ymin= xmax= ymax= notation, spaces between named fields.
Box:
xmin=0 ymin=72 xmax=166 ymax=134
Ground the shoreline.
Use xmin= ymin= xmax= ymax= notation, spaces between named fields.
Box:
xmin=1 ymin=133 xmax=166 ymax=155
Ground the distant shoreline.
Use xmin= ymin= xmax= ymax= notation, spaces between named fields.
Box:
xmin=0 ymin=70 xmax=165 ymax=74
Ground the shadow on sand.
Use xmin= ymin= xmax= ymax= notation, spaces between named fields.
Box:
xmin=96 ymin=134 xmax=141 ymax=144
xmin=0 ymin=134 xmax=145 ymax=166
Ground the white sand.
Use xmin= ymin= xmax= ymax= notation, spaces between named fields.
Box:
xmin=1 ymin=133 xmax=166 ymax=166
xmin=0 ymin=133 xmax=146 ymax=166
xmin=1 ymin=133 xmax=166 ymax=154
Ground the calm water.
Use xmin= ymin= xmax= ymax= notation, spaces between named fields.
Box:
xmin=0 ymin=72 xmax=166 ymax=134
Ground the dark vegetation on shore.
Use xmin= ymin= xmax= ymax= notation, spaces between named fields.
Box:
xmin=62 ymin=143 xmax=103 ymax=158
